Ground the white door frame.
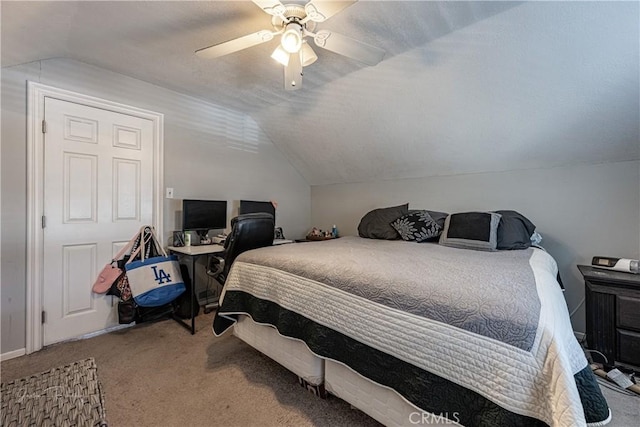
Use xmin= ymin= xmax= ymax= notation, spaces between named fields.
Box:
xmin=26 ymin=82 xmax=164 ymax=354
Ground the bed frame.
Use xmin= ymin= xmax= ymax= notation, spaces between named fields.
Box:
xmin=234 ymin=315 xmax=427 ymax=426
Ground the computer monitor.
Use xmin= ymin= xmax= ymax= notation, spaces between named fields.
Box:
xmin=182 ymin=199 xmax=227 ymax=241
xmin=239 ymin=200 xmax=276 ymax=222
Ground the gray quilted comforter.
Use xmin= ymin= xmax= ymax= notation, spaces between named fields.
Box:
xmin=239 ymin=237 xmax=541 ymax=350
xmin=215 ymin=237 xmax=610 ymax=426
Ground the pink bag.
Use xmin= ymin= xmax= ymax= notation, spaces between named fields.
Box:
xmin=92 ymin=230 xmax=148 ymax=293
xmin=92 ymin=261 xmax=123 ymax=293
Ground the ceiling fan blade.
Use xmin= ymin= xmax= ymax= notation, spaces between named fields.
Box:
xmin=196 ymin=30 xmax=276 ymax=59
xmin=284 ymin=51 xmax=303 ymax=91
xmin=304 ymin=1 xmax=357 ymax=23
xmin=252 ymin=0 xmax=286 ymax=17
xmin=313 ymin=30 xmax=384 ymax=66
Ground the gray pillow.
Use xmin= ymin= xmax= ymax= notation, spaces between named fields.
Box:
xmin=494 ymin=210 xmax=536 ymax=250
xmin=439 ymin=212 xmax=502 ymax=251
xmin=391 ymin=211 xmax=442 ymax=242
xmin=358 ymin=204 xmax=409 ymax=240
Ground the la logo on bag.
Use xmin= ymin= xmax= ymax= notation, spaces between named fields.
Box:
xmin=151 ymin=266 xmax=172 ymax=284
xmin=124 ymin=225 xmax=186 ymax=307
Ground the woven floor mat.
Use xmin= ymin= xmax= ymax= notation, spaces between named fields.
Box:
xmin=1 ymin=357 xmax=107 ymax=427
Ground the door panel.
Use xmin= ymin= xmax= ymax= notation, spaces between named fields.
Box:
xmin=113 ymin=158 xmax=140 ymax=221
xmin=64 ymin=153 xmax=97 ymax=223
xmin=62 ymin=244 xmax=96 ymax=315
xmin=43 ymin=97 xmax=154 ymax=345
xmin=64 ymin=115 xmax=99 ymax=143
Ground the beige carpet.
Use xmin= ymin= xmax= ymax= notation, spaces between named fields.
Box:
xmin=2 ymin=312 xmax=638 ymax=426
xmin=1 ymin=313 xmax=378 ymax=427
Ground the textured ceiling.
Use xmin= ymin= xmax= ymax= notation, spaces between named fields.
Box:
xmin=2 ymin=1 xmax=639 ymax=185
xmin=1 ymin=1 xmax=516 ymax=112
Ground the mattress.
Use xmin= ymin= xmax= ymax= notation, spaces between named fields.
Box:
xmin=325 ymin=359 xmax=438 ymax=427
xmin=233 ymin=314 xmax=324 ymax=385
xmin=214 ymin=237 xmax=610 ymax=426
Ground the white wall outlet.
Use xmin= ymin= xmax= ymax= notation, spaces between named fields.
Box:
xmin=166 ymin=187 xmax=174 ymax=199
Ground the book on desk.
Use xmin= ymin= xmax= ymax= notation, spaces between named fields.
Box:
xmin=273 ymin=239 xmax=294 ymax=245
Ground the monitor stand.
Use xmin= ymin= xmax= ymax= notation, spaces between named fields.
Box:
xmin=196 ymin=230 xmax=211 ymax=245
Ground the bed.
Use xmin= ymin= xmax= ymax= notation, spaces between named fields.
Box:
xmin=213 ymin=236 xmax=610 ymax=426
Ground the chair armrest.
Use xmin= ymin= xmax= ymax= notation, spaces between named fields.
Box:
xmin=206 ymin=255 xmax=225 ymax=277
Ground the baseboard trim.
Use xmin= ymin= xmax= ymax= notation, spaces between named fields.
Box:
xmin=75 ymin=323 xmax=134 ymax=341
xmin=1 ymin=348 xmax=26 ymax=361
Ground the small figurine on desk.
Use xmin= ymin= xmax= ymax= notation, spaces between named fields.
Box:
xmin=306 ymin=227 xmax=336 ymax=240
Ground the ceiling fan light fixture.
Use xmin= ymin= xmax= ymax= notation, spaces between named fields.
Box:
xmin=197 ymin=0 xmax=385 ymax=91
xmin=281 ymin=23 xmax=303 ymax=53
xmin=271 ymin=45 xmax=290 ymax=66
xmin=301 ymin=42 xmax=317 ymax=67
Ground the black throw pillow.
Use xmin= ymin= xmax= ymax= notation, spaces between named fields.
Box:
xmin=494 ymin=210 xmax=536 ymax=250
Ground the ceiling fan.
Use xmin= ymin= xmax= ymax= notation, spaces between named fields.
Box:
xmin=196 ymin=0 xmax=385 ymax=90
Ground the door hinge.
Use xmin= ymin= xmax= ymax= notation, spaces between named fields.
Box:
xmin=41 ymin=310 xmax=46 ymax=324
xmin=41 ymin=215 xmax=46 ymax=229
xmin=42 ymin=120 xmax=47 ymax=134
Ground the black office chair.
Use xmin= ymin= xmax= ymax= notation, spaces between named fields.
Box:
xmin=207 ymin=212 xmax=275 ymax=286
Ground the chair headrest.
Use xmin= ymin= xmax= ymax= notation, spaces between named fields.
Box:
xmin=224 ymin=213 xmax=274 ymax=269
xmin=231 ymin=212 xmax=274 ymax=227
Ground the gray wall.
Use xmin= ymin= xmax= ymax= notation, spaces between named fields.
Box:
xmin=311 ymin=160 xmax=640 ymax=333
xmin=1 ymin=58 xmax=310 ymax=354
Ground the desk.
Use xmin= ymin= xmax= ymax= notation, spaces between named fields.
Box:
xmin=168 ymin=244 xmax=224 ymax=334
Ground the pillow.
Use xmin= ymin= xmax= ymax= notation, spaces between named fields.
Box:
xmin=358 ymin=203 xmax=409 ymax=240
xmin=409 ymin=209 xmax=448 ymax=230
xmin=494 ymin=210 xmax=536 ymax=250
xmin=390 ymin=211 xmax=442 ymax=242
xmin=438 ymin=212 xmax=502 ymax=251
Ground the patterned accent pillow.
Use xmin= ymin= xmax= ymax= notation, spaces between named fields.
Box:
xmin=390 ymin=211 xmax=442 ymax=242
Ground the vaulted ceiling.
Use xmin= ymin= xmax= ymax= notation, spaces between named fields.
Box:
xmin=3 ymin=1 xmax=638 ymax=185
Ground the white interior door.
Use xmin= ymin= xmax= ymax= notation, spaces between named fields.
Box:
xmin=43 ymin=97 xmax=154 ymax=345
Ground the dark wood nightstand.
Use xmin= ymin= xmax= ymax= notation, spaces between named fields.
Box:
xmin=578 ymin=265 xmax=640 ymax=369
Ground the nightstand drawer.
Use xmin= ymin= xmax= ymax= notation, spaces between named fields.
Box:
xmin=580 ymin=265 xmax=640 ymax=368
xmin=617 ymin=329 xmax=640 ymax=366
xmin=617 ymin=295 xmax=640 ymax=331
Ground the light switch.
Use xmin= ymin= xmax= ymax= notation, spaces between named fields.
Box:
xmin=166 ymin=187 xmax=174 ymax=199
